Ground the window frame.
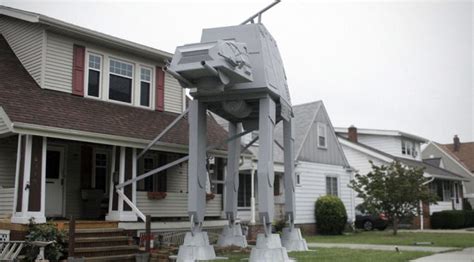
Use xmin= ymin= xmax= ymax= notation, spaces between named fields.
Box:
xmin=91 ymin=148 xmax=109 ymax=195
xmin=108 ymin=57 xmax=135 ymax=105
xmin=325 ymin=175 xmax=339 ymax=197
xmin=138 ymin=66 xmax=153 ymax=109
xmin=317 ymin=122 xmax=328 ymax=149
xmin=84 ymin=52 xmax=103 ymax=99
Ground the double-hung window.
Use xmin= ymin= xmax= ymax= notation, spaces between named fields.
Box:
xmin=326 ymin=176 xmax=338 ymax=196
xmin=317 ymin=123 xmax=327 ymax=148
xmin=109 ymin=59 xmax=133 ymax=103
xmin=140 ymin=67 xmax=152 ymax=107
xmin=87 ymin=54 xmax=102 ymax=97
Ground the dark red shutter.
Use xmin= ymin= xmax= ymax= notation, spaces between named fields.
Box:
xmin=72 ymin=45 xmax=86 ymax=96
xmin=155 ymin=66 xmax=165 ymax=111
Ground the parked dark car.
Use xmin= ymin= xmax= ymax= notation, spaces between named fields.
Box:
xmin=355 ymin=205 xmax=388 ymax=231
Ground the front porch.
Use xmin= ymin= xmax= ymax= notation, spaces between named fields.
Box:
xmin=0 ymin=134 xmax=225 ymax=225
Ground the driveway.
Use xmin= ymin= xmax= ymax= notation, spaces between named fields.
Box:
xmin=411 ymin=248 xmax=474 ymax=262
xmin=307 ymin=243 xmax=456 ymax=253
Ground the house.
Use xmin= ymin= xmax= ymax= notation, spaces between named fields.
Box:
xmin=216 ymin=101 xmax=355 ymax=234
xmin=422 ymin=136 xmax=474 ymax=205
xmin=336 ymin=126 xmax=467 ymax=228
xmin=0 ymin=6 xmax=234 ymax=238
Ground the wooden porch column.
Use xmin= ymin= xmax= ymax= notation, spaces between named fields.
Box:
xmin=11 ymin=135 xmax=46 ymax=224
xmin=106 ymin=146 xmax=137 ymax=221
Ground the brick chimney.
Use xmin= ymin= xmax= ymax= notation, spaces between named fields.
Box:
xmin=453 ymin=135 xmax=460 ymax=152
xmin=348 ymin=125 xmax=358 ymax=143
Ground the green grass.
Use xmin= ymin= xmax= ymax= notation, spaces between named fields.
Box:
xmin=221 ymin=248 xmax=433 ymax=261
xmin=306 ymin=231 xmax=474 ymax=248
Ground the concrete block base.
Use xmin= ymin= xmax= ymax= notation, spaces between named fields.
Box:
xmin=249 ymin=233 xmax=292 ymax=262
xmin=177 ymin=232 xmax=216 ymax=262
xmin=281 ymin=227 xmax=308 ymax=251
xmin=216 ymin=224 xmax=248 ymax=248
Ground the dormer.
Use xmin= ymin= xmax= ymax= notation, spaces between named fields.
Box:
xmin=335 ymin=126 xmax=428 ymax=160
xmin=0 ymin=6 xmax=184 ymax=113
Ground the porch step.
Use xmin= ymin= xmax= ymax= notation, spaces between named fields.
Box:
xmin=67 ymin=228 xmax=140 ymax=258
xmin=68 ymin=245 xmax=139 ymax=257
xmin=73 ymin=228 xmax=127 ymax=238
xmin=83 ymin=253 xmax=137 ymax=262
xmin=70 ymin=236 xmax=130 ymax=248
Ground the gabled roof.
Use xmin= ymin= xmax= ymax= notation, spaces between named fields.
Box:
xmin=274 ymin=101 xmax=350 ymax=166
xmin=338 ymin=135 xmax=467 ymax=181
xmin=0 ymin=5 xmax=171 ymax=62
xmin=439 ymin=142 xmax=474 ymax=173
xmin=0 ymin=35 xmax=228 ymax=152
xmin=335 ymin=127 xmax=428 ymax=143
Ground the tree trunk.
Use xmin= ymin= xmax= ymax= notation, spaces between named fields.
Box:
xmin=392 ymin=216 xmax=398 ymax=236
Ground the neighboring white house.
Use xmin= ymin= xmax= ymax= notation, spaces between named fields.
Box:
xmin=215 ymin=101 xmax=355 ymax=233
xmin=336 ymin=126 xmax=467 ymax=220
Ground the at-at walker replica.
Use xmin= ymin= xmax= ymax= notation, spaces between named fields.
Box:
xmin=166 ymin=1 xmax=308 ymax=261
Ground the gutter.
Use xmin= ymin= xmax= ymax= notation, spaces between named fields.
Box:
xmin=11 ymin=121 xmax=233 ymax=158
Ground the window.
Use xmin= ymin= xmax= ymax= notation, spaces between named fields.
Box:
xmin=140 ymin=67 xmax=152 ymax=107
xmin=87 ymin=54 xmax=102 ymax=97
xmin=109 ymin=59 xmax=133 ymax=103
xmin=317 ymin=123 xmax=327 ymax=148
xmin=209 ymin=157 xmax=225 ymax=194
xmin=326 ymin=176 xmax=338 ymax=196
xmin=238 ymin=173 xmax=252 ymax=208
xmin=401 ymin=140 xmax=418 ymax=158
xmin=137 ymin=154 xmax=167 ymax=192
xmin=93 ymin=153 xmax=108 ymax=192
xmin=274 ymin=174 xmax=281 ymax=196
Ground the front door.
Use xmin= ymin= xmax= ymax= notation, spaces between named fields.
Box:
xmin=46 ymin=148 xmax=64 ymax=217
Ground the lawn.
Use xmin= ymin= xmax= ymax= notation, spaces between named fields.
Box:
xmin=221 ymin=248 xmax=433 ymax=261
xmin=305 ymin=231 xmax=474 ymax=248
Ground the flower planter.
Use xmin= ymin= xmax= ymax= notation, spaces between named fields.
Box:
xmin=147 ymin=192 xmax=167 ymax=200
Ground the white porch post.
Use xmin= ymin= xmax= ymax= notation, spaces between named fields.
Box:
xmin=11 ymin=135 xmax=46 ymax=224
xmin=250 ymin=164 xmax=256 ymax=225
xmin=106 ymin=146 xmax=137 ymax=221
xmin=107 ymin=146 xmax=117 ymax=217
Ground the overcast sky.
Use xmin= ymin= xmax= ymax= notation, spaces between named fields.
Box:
xmin=3 ymin=0 xmax=473 ymax=144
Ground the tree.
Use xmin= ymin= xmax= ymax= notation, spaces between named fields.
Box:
xmin=349 ymin=161 xmax=437 ymax=235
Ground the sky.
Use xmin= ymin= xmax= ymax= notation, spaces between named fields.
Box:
xmin=2 ymin=0 xmax=473 ymax=144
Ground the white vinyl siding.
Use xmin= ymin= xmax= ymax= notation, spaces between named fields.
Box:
xmin=0 ymin=188 xmax=14 ymax=218
xmin=0 ymin=117 xmax=10 ymax=135
xmin=137 ymin=192 xmax=221 ymax=217
xmin=294 ymin=162 xmax=354 ymax=224
xmin=0 ymin=136 xmax=18 ymax=188
xmin=0 ymin=16 xmax=43 ymax=86
xmin=339 ymin=142 xmax=388 ymax=207
xmin=44 ymin=32 xmax=74 ymax=93
xmin=166 ymin=161 xmax=188 ymax=193
xmin=356 ymin=134 xmax=421 ymax=160
xmin=164 ymin=72 xmax=184 ymax=113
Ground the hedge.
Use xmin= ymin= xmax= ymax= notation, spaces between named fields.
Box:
xmin=431 ymin=210 xmax=474 ymax=229
xmin=315 ymin=195 xmax=348 ymax=235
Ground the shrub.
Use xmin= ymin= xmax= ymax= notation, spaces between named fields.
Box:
xmin=464 ymin=210 xmax=474 ymax=227
xmin=431 ymin=210 xmax=468 ymax=229
xmin=24 ymin=219 xmax=66 ymax=261
xmin=463 ymin=199 xmax=472 ymax=211
xmin=315 ymin=195 xmax=348 ymax=235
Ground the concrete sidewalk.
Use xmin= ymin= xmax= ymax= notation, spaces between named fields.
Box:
xmin=307 ymin=243 xmax=457 ymax=253
xmin=411 ymin=248 xmax=474 ymax=261
xmin=400 ymin=229 xmax=474 ymax=234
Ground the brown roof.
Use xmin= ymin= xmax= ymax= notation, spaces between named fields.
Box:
xmin=0 ymin=35 xmax=228 ymax=150
xmin=439 ymin=142 xmax=474 ymax=173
